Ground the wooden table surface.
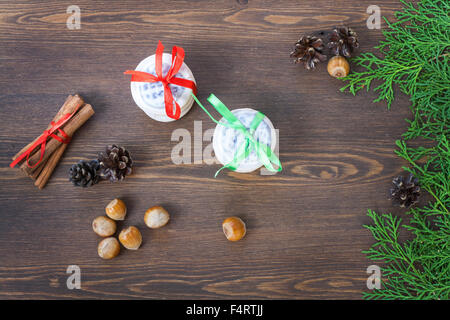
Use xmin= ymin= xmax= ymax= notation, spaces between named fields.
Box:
xmin=0 ymin=0 xmax=412 ymax=299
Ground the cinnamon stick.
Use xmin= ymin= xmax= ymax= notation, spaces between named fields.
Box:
xmin=35 ymin=144 xmax=68 ymax=189
xmin=12 ymin=94 xmax=84 ymax=162
xmin=30 ymin=159 xmax=48 ymax=180
xmin=20 ymin=103 xmax=95 ymax=176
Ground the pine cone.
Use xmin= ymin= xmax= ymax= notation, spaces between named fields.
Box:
xmin=328 ymin=26 xmax=359 ymax=58
xmin=290 ymin=36 xmax=327 ymax=70
xmin=389 ymin=173 xmax=420 ymax=208
xmin=69 ymin=160 xmax=101 ymax=187
xmin=98 ymin=145 xmax=133 ymax=183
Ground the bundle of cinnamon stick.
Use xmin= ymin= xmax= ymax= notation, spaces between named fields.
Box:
xmin=11 ymin=94 xmax=95 ymax=189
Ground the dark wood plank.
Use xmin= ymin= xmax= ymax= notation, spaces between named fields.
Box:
xmin=0 ymin=0 xmax=412 ymax=299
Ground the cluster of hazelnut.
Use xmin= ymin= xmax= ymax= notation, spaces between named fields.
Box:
xmin=94 ymin=199 xmax=246 ymax=259
xmin=93 ymin=198 xmax=170 ymax=259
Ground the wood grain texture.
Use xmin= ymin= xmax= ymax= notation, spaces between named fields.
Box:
xmin=0 ymin=0 xmax=414 ymax=299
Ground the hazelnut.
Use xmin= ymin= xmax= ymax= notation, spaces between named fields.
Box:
xmin=119 ymin=226 xmax=142 ymax=250
xmin=222 ymin=217 xmax=246 ymax=241
xmin=97 ymin=237 xmax=120 ymax=259
xmin=105 ymin=198 xmax=127 ymax=221
xmin=327 ymin=55 xmax=350 ymax=78
xmin=144 ymin=206 xmax=170 ymax=229
xmin=92 ymin=216 xmax=117 ymax=237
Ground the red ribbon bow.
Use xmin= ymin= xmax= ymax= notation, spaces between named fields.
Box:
xmin=124 ymin=41 xmax=197 ymax=120
xmin=10 ymin=109 xmax=76 ymax=169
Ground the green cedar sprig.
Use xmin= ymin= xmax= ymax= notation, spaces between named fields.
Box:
xmin=340 ymin=0 xmax=449 ymax=299
xmin=363 ymin=136 xmax=450 ymax=299
xmin=341 ymin=0 xmax=449 ymax=112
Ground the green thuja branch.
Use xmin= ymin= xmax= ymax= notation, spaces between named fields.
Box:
xmin=340 ymin=0 xmax=449 ymax=300
xmin=341 ymin=0 xmax=450 ymax=112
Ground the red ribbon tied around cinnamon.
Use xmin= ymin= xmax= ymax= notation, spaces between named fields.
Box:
xmin=124 ymin=41 xmax=197 ymax=120
xmin=10 ymin=110 xmax=75 ymax=169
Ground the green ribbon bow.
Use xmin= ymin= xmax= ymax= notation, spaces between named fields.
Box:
xmin=191 ymin=93 xmax=282 ymax=177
